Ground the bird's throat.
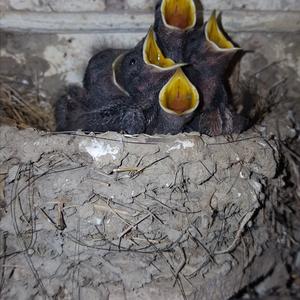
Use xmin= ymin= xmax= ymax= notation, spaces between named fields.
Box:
xmin=143 ymin=28 xmax=176 ymax=68
xmin=159 ymin=68 xmax=199 ymax=115
xmin=206 ymin=11 xmax=235 ymax=50
xmin=161 ymin=0 xmax=196 ymax=30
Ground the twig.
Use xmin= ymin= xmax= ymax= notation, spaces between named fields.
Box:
xmin=214 ymin=209 xmax=256 ymax=255
xmin=172 ymin=247 xmax=187 ymax=287
xmin=94 ymin=204 xmax=130 ymax=216
xmin=113 ymin=167 xmax=142 ymax=173
xmin=119 ymin=213 xmax=151 ymax=239
xmin=130 ymin=155 xmax=170 ymax=179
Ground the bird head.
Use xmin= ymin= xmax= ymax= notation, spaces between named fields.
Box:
xmin=113 ymin=27 xmax=186 ymax=98
xmin=185 ymin=11 xmax=241 ymax=76
xmin=142 ymin=27 xmax=186 ymax=70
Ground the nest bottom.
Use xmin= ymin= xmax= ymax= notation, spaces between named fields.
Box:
xmin=0 ymin=124 xmax=299 ymax=299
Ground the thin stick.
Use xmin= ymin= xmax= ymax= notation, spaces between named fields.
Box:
xmin=214 ymin=210 xmax=256 ymax=255
xmin=119 ymin=213 xmax=151 ymax=238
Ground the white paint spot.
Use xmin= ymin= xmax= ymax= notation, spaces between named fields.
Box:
xmin=43 ymin=45 xmax=68 ymax=78
xmin=42 ymin=35 xmax=100 ymax=84
xmin=95 ymin=218 xmax=102 ymax=225
xmin=22 ymin=79 xmax=29 ymax=85
xmin=258 ymin=141 xmax=267 ymax=147
xmin=80 ymin=139 xmax=120 ymax=161
xmin=167 ymin=140 xmax=195 ymax=152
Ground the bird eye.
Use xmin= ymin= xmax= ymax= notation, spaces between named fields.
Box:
xmin=129 ymin=58 xmax=136 ymax=65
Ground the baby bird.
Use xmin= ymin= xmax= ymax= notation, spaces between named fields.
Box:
xmin=154 ymin=0 xmax=203 ymax=62
xmin=114 ymin=27 xmax=197 ymax=134
xmin=183 ymin=11 xmax=248 ymax=136
xmin=83 ymin=48 xmax=132 ymax=109
xmin=56 ymin=47 xmax=149 ymax=134
xmin=55 ymin=85 xmax=146 ymax=134
xmin=56 ymin=6 xmax=247 ymax=136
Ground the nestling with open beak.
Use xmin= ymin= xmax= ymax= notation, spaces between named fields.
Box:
xmin=55 ymin=1 xmax=250 ymax=136
xmin=154 ymin=0 xmax=203 ymax=62
xmin=56 ymin=27 xmax=194 ymax=134
xmin=114 ymin=27 xmax=184 ymax=104
xmin=114 ymin=27 xmax=196 ymax=134
xmin=183 ymin=11 xmax=248 ymax=136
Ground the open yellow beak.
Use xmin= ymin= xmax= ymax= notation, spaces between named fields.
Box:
xmin=205 ymin=11 xmax=239 ymax=51
xmin=159 ymin=68 xmax=199 ymax=115
xmin=143 ymin=27 xmax=186 ymax=70
xmin=161 ymin=0 xmax=196 ymax=30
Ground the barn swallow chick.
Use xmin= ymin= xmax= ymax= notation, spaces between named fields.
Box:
xmin=113 ymin=27 xmax=184 ymax=106
xmin=55 ymin=86 xmax=146 ymax=134
xmin=113 ymin=27 xmax=188 ymax=133
xmin=183 ymin=11 xmax=247 ymax=135
xmin=56 ymin=28 xmax=187 ymax=135
xmin=153 ymin=68 xmax=199 ymax=134
xmin=185 ymin=10 xmax=241 ymax=78
xmin=154 ymin=0 xmax=203 ymax=61
xmin=55 ymin=85 xmax=88 ymax=131
xmin=83 ymin=48 xmax=132 ymax=109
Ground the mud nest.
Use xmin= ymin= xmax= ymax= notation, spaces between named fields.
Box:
xmin=0 ymin=63 xmax=299 ymax=299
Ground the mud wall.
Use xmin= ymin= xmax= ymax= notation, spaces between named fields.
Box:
xmin=1 ymin=0 xmax=300 ymax=102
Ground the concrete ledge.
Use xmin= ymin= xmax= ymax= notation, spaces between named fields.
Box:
xmin=1 ymin=0 xmax=106 ymax=12
xmin=1 ymin=0 xmax=300 ymax=12
xmin=1 ymin=11 xmax=300 ymax=33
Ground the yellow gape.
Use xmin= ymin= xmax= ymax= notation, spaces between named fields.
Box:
xmin=159 ymin=68 xmax=199 ymax=115
xmin=206 ymin=11 xmax=234 ymax=50
xmin=143 ymin=28 xmax=176 ymax=68
xmin=161 ymin=0 xmax=196 ymax=30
